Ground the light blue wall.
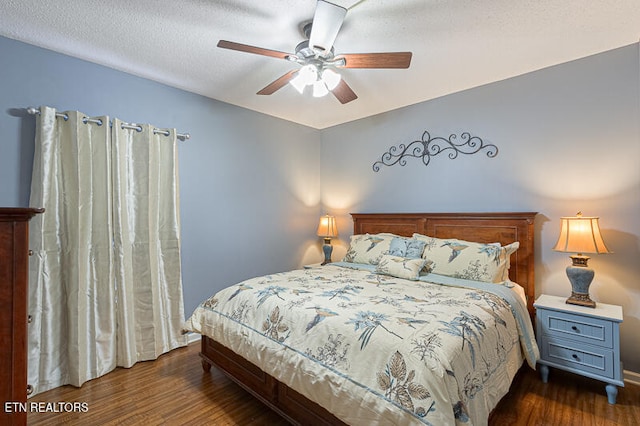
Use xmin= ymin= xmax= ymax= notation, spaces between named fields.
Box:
xmin=320 ymin=44 xmax=640 ymax=373
xmin=0 ymin=36 xmax=323 ymax=315
xmin=2 ymin=35 xmax=639 ymax=374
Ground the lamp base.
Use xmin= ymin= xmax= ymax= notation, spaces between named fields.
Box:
xmin=566 ymin=291 xmax=596 ymax=308
xmin=565 ymin=263 xmax=596 ymax=308
xmin=321 ymin=238 xmax=333 ymax=266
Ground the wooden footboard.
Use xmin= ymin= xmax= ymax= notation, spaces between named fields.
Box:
xmin=200 ymin=336 xmax=345 ymax=426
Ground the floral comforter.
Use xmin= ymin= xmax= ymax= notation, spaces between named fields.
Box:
xmin=184 ymin=263 xmax=538 ymax=426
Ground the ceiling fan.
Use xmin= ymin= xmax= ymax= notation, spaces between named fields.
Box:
xmin=217 ymin=0 xmax=412 ymax=104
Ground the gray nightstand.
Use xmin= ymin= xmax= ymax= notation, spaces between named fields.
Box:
xmin=534 ymin=294 xmax=624 ymax=404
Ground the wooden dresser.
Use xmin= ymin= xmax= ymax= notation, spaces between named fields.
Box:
xmin=0 ymin=208 xmax=43 ymax=426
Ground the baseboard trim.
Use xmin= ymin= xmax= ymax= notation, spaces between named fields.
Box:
xmin=186 ymin=332 xmax=201 ymax=345
xmin=624 ymin=370 xmax=640 ymax=386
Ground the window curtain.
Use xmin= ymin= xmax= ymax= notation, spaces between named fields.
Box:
xmin=28 ymin=106 xmax=186 ymax=396
xmin=112 ymin=118 xmax=186 ymax=367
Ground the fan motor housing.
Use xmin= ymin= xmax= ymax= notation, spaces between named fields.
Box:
xmin=295 ymin=40 xmax=335 ymax=61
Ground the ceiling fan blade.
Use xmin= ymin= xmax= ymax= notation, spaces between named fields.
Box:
xmin=309 ymin=1 xmax=347 ymax=53
xmin=217 ymin=40 xmax=291 ymax=60
xmin=257 ymin=70 xmax=298 ymax=95
xmin=331 ymin=79 xmax=358 ymax=104
xmin=336 ymin=52 xmax=412 ymax=69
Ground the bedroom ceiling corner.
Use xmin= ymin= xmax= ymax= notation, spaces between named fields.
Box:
xmin=1 ymin=0 xmax=639 ymax=129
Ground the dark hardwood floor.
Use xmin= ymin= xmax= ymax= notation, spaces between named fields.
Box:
xmin=490 ymin=364 xmax=639 ymax=425
xmin=27 ymin=342 xmax=639 ymax=425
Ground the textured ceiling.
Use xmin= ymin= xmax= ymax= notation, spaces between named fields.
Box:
xmin=1 ymin=1 xmax=639 ymax=129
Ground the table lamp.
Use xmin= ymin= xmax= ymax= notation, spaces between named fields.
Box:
xmin=317 ymin=214 xmax=338 ymax=265
xmin=553 ymin=212 xmax=611 ymax=308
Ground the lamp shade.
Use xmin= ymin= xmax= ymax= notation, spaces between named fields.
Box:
xmin=317 ymin=215 xmax=338 ymax=238
xmin=321 ymin=68 xmax=341 ymax=90
xmin=553 ymin=212 xmax=611 ymax=254
xmin=312 ymin=79 xmax=329 ymax=97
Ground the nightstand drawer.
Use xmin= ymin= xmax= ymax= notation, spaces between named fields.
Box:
xmin=537 ymin=309 xmax=613 ymax=348
xmin=541 ymin=337 xmax=614 ymax=379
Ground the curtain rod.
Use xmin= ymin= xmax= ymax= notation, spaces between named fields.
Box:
xmin=26 ymin=107 xmax=190 ymax=141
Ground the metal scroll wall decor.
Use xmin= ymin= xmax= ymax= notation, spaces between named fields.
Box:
xmin=372 ymin=130 xmax=498 ymax=172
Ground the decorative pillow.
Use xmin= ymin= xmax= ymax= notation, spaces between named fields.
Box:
xmin=375 ymin=255 xmax=427 ymax=281
xmin=388 ymin=237 xmax=427 ymax=259
xmin=342 ymin=233 xmax=396 ymax=265
xmin=412 ymin=233 xmax=519 ymax=283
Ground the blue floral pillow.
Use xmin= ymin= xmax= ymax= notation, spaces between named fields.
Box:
xmin=388 ymin=237 xmax=427 ymax=259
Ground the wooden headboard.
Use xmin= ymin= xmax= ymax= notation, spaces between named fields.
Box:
xmin=351 ymin=212 xmax=537 ymax=318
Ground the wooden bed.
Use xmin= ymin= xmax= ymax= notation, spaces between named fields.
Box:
xmin=199 ymin=212 xmax=537 ymax=425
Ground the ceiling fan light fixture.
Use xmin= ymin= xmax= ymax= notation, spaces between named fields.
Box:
xmin=300 ymin=64 xmax=318 ymax=85
xmin=312 ymin=80 xmax=329 ymax=97
xmin=290 ymin=64 xmax=317 ymax=93
xmin=321 ymin=68 xmax=341 ymax=90
xmin=218 ymin=1 xmax=413 ymax=105
xmin=290 ymin=72 xmax=307 ymax=94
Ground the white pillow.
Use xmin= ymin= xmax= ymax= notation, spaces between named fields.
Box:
xmin=375 ymin=255 xmax=427 ymax=281
xmin=342 ymin=233 xmax=396 ymax=265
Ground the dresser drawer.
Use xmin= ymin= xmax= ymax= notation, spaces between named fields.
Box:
xmin=540 ymin=337 xmax=614 ymax=379
xmin=537 ymin=309 xmax=613 ymax=348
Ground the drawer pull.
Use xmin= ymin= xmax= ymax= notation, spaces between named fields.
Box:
xmin=27 ymin=384 xmax=33 ymax=395
xmin=27 ymin=315 xmax=32 ymax=324
xmin=572 ymin=353 xmax=579 ymax=360
xmin=28 ymin=249 xmax=34 ymax=256
xmin=571 ymin=325 xmax=580 ymax=332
